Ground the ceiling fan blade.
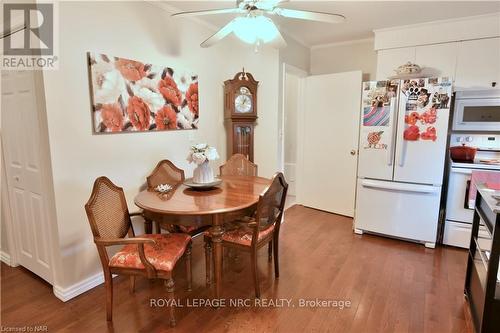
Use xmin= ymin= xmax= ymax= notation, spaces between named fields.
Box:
xmin=254 ymin=0 xmax=289 ymax=11
xmin=272 ymin=8 xmax=345 ymax=24
xmin=200 ymin=20 xmax=236 ymax=48
xmin=172 ymin=8 xmax=244 ymax=18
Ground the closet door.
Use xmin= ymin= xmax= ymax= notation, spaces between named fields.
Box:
xmin=301 ymin=71 xmax=362 ymax=217
xmin=1 ymin=71 xmax=53 ymax=284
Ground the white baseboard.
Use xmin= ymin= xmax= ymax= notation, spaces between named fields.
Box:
xmin=1 ymin=250 xmax=14 ymax=266
xmin=53 ymin=271 xmax=105 ymax=302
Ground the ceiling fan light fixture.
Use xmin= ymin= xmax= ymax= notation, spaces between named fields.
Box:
xmin=232 ymin=15 xmax=280 ymax=45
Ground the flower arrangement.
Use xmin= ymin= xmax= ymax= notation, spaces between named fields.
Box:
xmin=187 ymin=143 xmax=219 ymax=165
xmin=187 ymin=144 xmax=219 ymax=184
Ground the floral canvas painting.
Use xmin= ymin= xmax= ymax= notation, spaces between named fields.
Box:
xmin=88 ymin=52 xmax=199 ymax=133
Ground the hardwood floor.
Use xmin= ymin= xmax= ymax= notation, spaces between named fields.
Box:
xmin=1 ymin=205 xmax=473 ymax=332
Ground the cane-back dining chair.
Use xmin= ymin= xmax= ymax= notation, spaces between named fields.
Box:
xmin=146 ymin=159 xmax=209 ymax=236
xmin=204 ymin=172 xmax=288 ymax=297
xmin=205 ymin=154 xmax=264 ymax=285
xmin=219 ymin=153 xmax=258 ymax=177
xmin=85 ymin=177 xmax=192 ymax=327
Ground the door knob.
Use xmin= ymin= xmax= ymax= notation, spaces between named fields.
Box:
xmin=350 ymin=150 xmax=357 ymax=156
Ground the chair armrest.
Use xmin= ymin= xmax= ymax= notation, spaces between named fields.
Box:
xmin=95 ymin=237 xmax=157 ymax=277
xmin=94 ymin=237 xmax=155 ymax=246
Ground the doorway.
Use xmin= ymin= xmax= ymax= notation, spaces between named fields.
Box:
xmin=280 ymin=67 xmax=362 ymax=216
xmin=280 ymin=64 xmax=307 ymax=208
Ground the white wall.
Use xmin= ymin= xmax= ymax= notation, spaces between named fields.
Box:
xmin=41 ymin=1 xmax=280 ymax=293
xmin=279 ymin=34 xmax=310 ymax=73
xmin=310 ymin=39 xmax=376 ymax=81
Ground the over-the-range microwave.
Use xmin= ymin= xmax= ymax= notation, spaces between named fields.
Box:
xmin=453 ymin=90 xmax=500 ymax=131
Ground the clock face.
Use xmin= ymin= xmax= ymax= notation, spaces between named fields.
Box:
xmin=234 ymin=87 xmax=253 ymax=113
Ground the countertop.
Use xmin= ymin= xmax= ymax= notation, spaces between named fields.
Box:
xmin=476 ymin=183 xmax=500 ymax=214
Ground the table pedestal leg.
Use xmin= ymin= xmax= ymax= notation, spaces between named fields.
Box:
xmin=144 ymin=217 xmax=152 ymax=234
xmin=210 ymin=214 xmax=223 ymax=300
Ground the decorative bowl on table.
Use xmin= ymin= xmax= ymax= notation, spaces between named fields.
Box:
xmin=184 ymin=177 xmax=222 ymax=190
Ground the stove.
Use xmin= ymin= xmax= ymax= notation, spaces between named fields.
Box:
xmin=444 ymin=134 xmax=500 ymax=248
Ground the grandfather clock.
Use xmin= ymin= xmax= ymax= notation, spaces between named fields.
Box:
xmin=224 ymin=70 xmax=258 ymax=162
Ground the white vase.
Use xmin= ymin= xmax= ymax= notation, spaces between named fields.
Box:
xmin=193 ymin=161 xmax=214 ymax=184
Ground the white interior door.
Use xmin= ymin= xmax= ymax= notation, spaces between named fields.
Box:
xmin=301 ymin=71 xmax=362 ymax=217
xmin=1 ymin=71 xmax=53 ymax=284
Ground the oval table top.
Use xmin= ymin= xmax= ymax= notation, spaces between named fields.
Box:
xmin=134 ymin=175 xmax=271 ymax=216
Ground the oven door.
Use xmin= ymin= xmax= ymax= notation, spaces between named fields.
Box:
xmin=453 ymin=98 xmax=500 ymax=131
xmin=445 ymin=167 xmax=474 ymax=223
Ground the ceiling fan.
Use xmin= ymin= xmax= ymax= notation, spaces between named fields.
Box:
xmin=172 ymin=0 xmax=345 ymax=48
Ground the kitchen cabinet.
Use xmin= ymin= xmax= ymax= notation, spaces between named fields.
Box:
xmin=415 ymin=42 xmax=458 ymax=79
xmin=376 ymin=37 xmax=500 ymax=88
xmin=376 ymin=47 xmax=415 ymax=80
xmin=455 ymin=37 xmax=500 ymax=90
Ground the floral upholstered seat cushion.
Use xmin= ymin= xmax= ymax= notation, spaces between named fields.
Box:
xmin=205 ymin=220 xmax=275 ymax=246
xmin=109 ymin=233 xmax=190 ymax=272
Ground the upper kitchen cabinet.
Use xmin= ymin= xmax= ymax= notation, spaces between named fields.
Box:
xmin=415 ymin=43 xmax=458 ymax=79
xmin=376 ymin=47 xmax=416 ymax=80
xmin=455 ymin=37 xmax=500 ymax=90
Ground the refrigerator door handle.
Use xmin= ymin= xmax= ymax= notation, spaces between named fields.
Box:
xmin=398 ymin=136 xmax=407 ymax=167
xmin=387 ymin=97 xmax=397 ymax=166
xmin=361 ymin=179 xmax=440 ymax=194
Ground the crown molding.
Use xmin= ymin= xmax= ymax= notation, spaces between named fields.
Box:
xmin=311 ymin=37 xmax=374 ymax=50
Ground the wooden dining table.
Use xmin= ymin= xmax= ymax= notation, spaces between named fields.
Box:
xmin=134 ymin=175 xmax=272 ymax=299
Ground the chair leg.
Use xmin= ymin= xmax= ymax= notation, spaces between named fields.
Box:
xmin=186 ymin=242 xmax=192 ymax=292
xmin=204 ymin=240 xmax=212 ymax=286
xmin=165 ymin=278 xmax=176 ymax=327
xmin=268 ymin=241 xmax=273 ymax=262
xmin=273 ymin=236 xmax=279 ymax=279
xmin=129 ymin=276 xmax=135 ymax=294
xmin=105 ymin=273 xmax=113 ymax=321
xmin=251 ymin=250 xmax=260 ymax=298
xmin=154 ymin=221 xmax=161 ymax=234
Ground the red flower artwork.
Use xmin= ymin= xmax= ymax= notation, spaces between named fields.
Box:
xmin=127 ymin=96 xmax=150 ymax=131
xmin=185 ymin=82 xmax=199 ymax=116
xmin=158 ymin=76 xmax=182 ymax=106
xmin=100 ymin=103 xmax=123 ymax=132
xmin=115 ymin=59 xmax=147 ymax=81
xmin=155 ymin=105 xmax=177 ymax=130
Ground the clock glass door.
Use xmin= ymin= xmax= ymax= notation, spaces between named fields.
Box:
xmin=233 ymin=124 xmax=254 ymax=161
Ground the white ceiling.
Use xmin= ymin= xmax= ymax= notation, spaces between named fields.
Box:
xmin=164 ymin=1 xmax=500 ymax=47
